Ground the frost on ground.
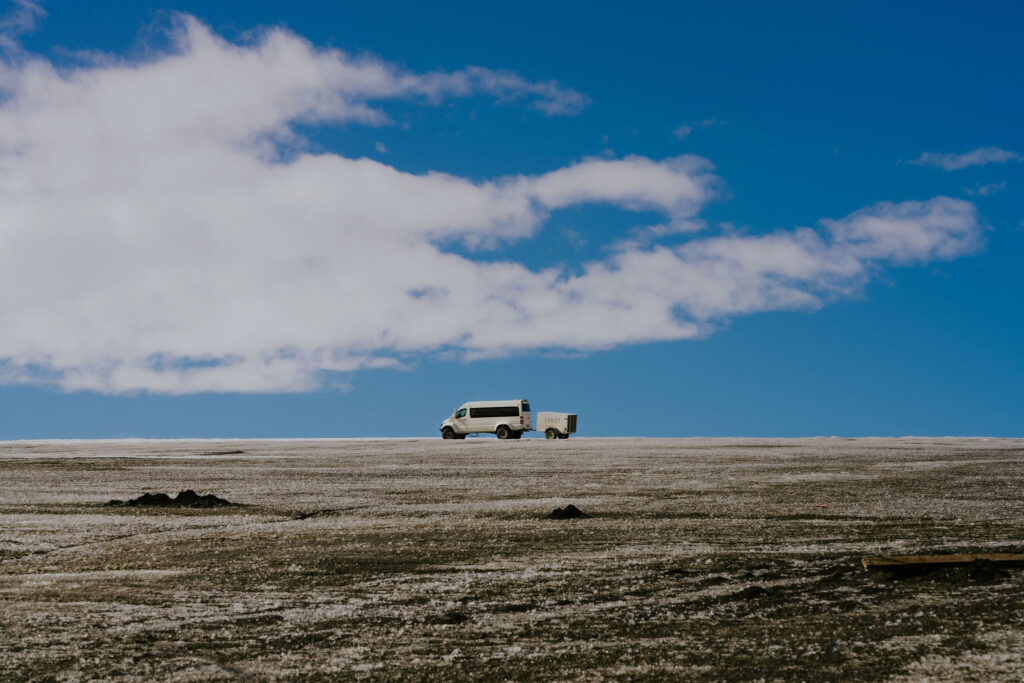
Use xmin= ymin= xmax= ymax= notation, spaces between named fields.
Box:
xmin=1 ymin=437 xmax=1023 ymax=680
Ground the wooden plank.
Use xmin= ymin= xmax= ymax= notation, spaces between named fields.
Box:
xmin=862 ymin=553 xmax=1024 ymax=570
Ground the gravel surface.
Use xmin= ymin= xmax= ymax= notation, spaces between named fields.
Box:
xmin=1 ymin=437 xmax=1023 ymax=680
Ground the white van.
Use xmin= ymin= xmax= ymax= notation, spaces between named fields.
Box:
xmin=440 ymin=400 xmax=532 ymax=440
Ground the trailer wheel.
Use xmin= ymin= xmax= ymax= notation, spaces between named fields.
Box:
xmin=496 ymin=425 xmax=511 ymax=440
xmin=441 ymin=427 xmax=456 ymax=440
xmin=545 ymin=429 xmax=558 ymax=440
xmin=558 ymin=434 xmax=569 ymax=439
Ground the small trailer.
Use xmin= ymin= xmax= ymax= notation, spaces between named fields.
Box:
xmin=536 ymin=412 xmax=577 ymax=439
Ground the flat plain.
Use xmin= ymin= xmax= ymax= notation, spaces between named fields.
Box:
xmin=1 ymin=437 xmax=1023 ymax=681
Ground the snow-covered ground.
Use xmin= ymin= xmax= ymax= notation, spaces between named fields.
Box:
xmin=1 ymin=437 xmax=1022 ymax=680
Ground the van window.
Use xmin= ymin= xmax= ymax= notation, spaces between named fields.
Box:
xmin=456 ymin=408 xmax=467 ymax=418
xmin=469 ymin=406 xmax=519 ymax=418
xmin=521 ymin=402 xmax=531 ymax=413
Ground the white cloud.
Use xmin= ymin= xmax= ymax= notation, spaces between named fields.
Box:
xmin=455 ymin=66 xmax=590 ymax=116
xmin=673 ymin=123 xmax=692 ymax=140
xmin=374 ymin=141 xmax=387 ymax=154
xmin=911 ymin=147 xmax=1020 ymax=171
xmin=965 ymin=181 xmax=1006 ymax=197
xmin=523 ymin=155 xmax=715 ymax=222
xmin=0 ymin=1 xmax=44 ymax=51
xmin=673 ymin=118 xmax=720 ymax=140
xmin=0 ymin=16 xmax=985 ymax=394
xmin=564 ymin=197 xmax=980 ymax=325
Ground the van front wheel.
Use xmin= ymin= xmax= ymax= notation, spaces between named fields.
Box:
xmin=496 ymin=425 xmax=511 ymax=440
xmin=442 ymin=427 xmax=456 ymax=440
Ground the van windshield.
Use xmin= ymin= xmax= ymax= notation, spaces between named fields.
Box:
xmin=521 ymin=402 xmax=531 ymax=413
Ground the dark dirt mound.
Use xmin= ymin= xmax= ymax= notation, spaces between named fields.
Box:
xmin=107 ymin=489 xmax=235 ymax=508
xmin=201 ymin=449 xmax=246 ymax=456
xmin=427 ymin=610 xmax=470 ymax=625
xmin=547 ymin=504 xmax=591 ymax=519
xmin=907 ymin=559 xmax=1012 ymax=584
xmin=733 ymin=585 xmax=771 ymax=600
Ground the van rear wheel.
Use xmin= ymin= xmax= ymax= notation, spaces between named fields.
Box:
xmin=545 ymin=429 xmax=557 ymax=440
xmin=496 ymin=425 xmax=511 ymax=440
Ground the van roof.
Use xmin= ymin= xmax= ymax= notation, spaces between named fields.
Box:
xmin=460 ymin=399 xmax=529 ymax=407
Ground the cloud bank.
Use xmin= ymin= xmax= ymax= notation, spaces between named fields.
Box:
xmin=0 ymin=16 xmax=984 ymax=393
xmin=911 ymin=147 xmax=1020 ymax=171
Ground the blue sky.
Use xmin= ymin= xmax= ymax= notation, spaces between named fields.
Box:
xmin=0 ymin=0 xmax=1021 ymax=437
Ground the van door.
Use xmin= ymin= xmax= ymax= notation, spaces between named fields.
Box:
xmin=452 ymin=407 xmax=468 ymax=434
